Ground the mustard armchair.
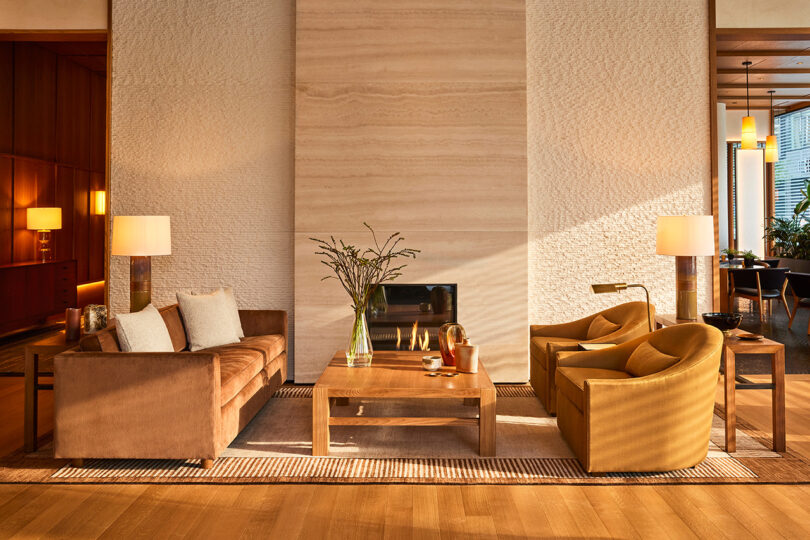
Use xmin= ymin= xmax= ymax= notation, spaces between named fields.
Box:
xmin=529 ymin=302 xmax=654 ymax=415
xmin=554 ymin=323 xmax=723 ymax=473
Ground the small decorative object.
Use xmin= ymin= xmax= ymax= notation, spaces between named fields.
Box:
xmin=418 ymin=302 xmax=432 ymax=313
xmin=701 ymin=312 xmax=742 ymax=336
xmin=740 ymin=250 xmax=757 ymax=268
xmin=26 ymin=207 xmax=62 ymax=262
xmin=721 ymin=248 xmax=738 ymax=261
xmin=83 ymin=304 xmax=108 ymax=333
xmin=438 ymin=322 xmax=466 ymax=366
xmin=430 ymin=287 xmax=451 ymax=314
xmin=455 ymin=338 xmax=479 ymax=373
xmin=442 ymin=372 xmax=459 ymax=377
xmin=427 ymin=372 xmax=441 ymax=377
xmin=65 ymin=308 xmax=82 ymax=341
xmin=737 ymin=332 xmax=764 ymax=341
xmin=312 ymin=223 xmax=419 ymax=368
xmin=422 ymin=355 xmax=442 ymax=371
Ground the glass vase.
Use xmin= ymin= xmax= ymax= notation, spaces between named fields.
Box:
xmin=346 ymin=311 xmax=373 ymax=367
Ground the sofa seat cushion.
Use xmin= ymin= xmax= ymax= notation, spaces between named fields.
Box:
xmin=531 ymin=337 xmax=578 ymax=369
xmin=207 ymin=344 xmax=266 ymax=406
xmin=239 ymin=335 xmax=285 ymax=362
xmin=556 ymin=367 xmax=632 ymax=412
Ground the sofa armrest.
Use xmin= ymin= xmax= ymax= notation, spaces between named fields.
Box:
xmin=54 ymin=351 xmax=222 ymax=460
xmin=239 ymin=310 xmax=287 ymax=341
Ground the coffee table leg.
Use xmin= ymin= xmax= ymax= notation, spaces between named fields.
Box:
xmin=479 ymin=388 xmax=496 ymax=456
xmin=24 ymin=351 xmax=38 ymax=453
xmin=724 ymin=348 xmax=736 ymax=453
xmin=772 ymin=347 xmax=786 ymax=453
xmin=313 ymin=387 xmax=330 ymax=456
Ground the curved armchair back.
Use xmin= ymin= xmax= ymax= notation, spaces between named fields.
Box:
xmin=530 ymin=301 xmax=654 ymax=342
xmin=787 ymin=272 xmax=810 ymax=299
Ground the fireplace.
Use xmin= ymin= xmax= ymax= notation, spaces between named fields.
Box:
xmin=366 ymin=284 xmax=457 ymax=351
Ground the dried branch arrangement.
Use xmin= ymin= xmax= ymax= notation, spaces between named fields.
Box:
xmin=311 ymin=223 xmax=419 ymax=313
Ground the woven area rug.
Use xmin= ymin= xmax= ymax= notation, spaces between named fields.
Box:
xmin=2 ymin=385 xmax=809 ymax=485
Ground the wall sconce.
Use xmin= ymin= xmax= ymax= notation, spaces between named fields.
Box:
xmin=26 ymin=207 xmax=62 ymax=263
xmin=91 ymin=190 xmax=106 ymax=215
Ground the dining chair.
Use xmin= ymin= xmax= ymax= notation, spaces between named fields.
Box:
xmin=728 ymin=268 xmax=790 ymax=322
xmin=757 ymin=259 xmax=780 ymax=268
xmin=786 ymin=272 xmax=810 ymax=334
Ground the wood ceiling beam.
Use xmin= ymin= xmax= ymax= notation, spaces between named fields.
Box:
xmin=716 ymin=28 xmax=810 ymax=41
xmin=716 ymin=50 xmax=810 ymax=57
xmin=718 ymin=82 xmax=810 ymax=89
xmin=719 ymin=95 xmax=810 ymax=100
xmin=718 ymin=68 xmax=810 ymax=74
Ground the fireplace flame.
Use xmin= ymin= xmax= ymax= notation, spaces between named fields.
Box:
xmin=419 ymin=328 xmax=429 ymax=351
xmin=396 ymin=327 xmax=401 ymax=350
xmin=410 ymin=321 xmax=418 ymax=351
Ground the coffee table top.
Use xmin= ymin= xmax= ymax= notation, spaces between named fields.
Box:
xmin=315 ymin=350 xmax=495 ymax=398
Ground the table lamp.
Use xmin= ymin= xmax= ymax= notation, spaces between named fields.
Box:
xmin=111 ymin=216 xmax=171 ymax=312
xmin=26 ymin=207 xmax=62 ymax=262
xmin=656 ymin=215 xmax=715 ymax=320
xmin=591 ymin=283 xmax=652 ymax=332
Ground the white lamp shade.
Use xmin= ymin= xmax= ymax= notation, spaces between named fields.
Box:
xmin=26 ymin=207 xmax=62 ymax=231
xmin=656 ymin=215 xmax=715 ymax=256
xmin=111 ymin=216 xmax=171 ymax=256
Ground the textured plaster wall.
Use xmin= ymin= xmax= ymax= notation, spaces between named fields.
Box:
xmin=109 ymin=0 xmax=295 ymax=371
xmin=527 ymin=0 xmax=712 ymax=323
xmin=716 ymin=0 xmax=810 ymax=28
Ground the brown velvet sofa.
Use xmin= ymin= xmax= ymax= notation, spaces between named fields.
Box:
xmin=554 ymin=323 xmax=723 ymax=473
xmin=53 ymin=304 xmax=287 ymax=468
xmin=529 ymin=301 xmax=654 ymax=415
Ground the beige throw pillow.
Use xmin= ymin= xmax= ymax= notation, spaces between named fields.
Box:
xmin=192 ymin=286 xmax=244 ymax=338
xmin=177 ymin=291 xmax=241 ymax=351
xmin=114 ymin=304 xmax=174 ymax=353
xmin=586 ymin=314 xmax=621 ymax=340
xmin=625 ymin=341 xmax=680 ymax=377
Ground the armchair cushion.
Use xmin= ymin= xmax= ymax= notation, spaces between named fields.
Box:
xmin=625 ymin=341 xmax=679 ymax=377
xmin=530 ymin=336 xmax=578 ymax=369
xmin=556 ymin=366 xmax=631 ymax=412
xmin=586 ymin=314 xmax=620 ymax=340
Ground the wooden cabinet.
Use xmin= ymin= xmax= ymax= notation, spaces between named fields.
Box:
xmin=0 ymin=259 xmax=77 ymax=335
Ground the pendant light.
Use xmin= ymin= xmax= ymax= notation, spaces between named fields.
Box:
xmin=740 ymin=61 xmax=758 ymax=150
xmin=765 ymin=90 xmax=779 ymax=163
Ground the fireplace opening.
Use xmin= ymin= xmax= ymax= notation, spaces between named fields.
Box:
xmin=366 ymin=284 xmax=457 ymax=351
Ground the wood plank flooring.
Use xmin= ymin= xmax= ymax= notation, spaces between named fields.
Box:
xmin=1 ymin=371 xmax=810 ymax=537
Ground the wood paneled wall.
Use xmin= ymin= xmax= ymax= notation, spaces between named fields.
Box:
xmin=0 ymin=42 xmax=105 ymax=283
xmin=294 ymin=0 xmax=528 ymax=382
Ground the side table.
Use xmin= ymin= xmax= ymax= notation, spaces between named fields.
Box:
xmin=655 ymin=314 xmax=786 ymax=453
xmin=24 ymin=332 xmax=78 ymax=452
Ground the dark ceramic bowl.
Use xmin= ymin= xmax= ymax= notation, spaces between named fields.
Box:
xmin=701 ymin=312 xmax=742 ymax=335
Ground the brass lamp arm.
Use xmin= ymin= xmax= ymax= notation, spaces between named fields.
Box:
xmin=626 ymin=284 xmax=652 ymax=332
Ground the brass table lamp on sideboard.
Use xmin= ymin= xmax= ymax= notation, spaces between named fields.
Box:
xmin=26 ymin=207 xmax=62 ymax=263
xmin=656 ymin=215 xmax=714 ymax=321
xmin=111 ymin=216 xmax=172 ymax=312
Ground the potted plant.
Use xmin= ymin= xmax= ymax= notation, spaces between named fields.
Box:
xmin=740 ymin=250 xmax=757 ymax=268
xmin=721 ymin=248 xmax=739 ymax=261
xmin=311 ymin=224 xmax=419 ymax=367
xmin=765 ymin=178 xmax=810 ymax=273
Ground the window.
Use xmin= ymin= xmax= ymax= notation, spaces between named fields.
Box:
xmin=774 ymin=107 xmax=810 ymax=220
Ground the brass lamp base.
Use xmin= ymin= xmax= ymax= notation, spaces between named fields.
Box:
xmin=130 ymin=256 xmax=152 ymax=312
xmin=675 ymin=255 xmax=697 ymax=320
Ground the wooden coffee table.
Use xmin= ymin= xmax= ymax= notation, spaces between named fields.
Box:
xmin=312 ymin=350 xmax=496 ymax=456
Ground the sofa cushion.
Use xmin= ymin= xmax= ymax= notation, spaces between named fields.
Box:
xmin=625 ymin=341 xmax=680 ymax=377
xmin=114 ymin=304 xmax=174 ymax=353
xmin=586 ymin=314 xmax=621 ymax=340
xmin=192 ymin=287 xmax=244 ymax=338
xmin=530 ymin=337 xmax=578 ymax=369
xmin=239 ymin=334 xmax=285 ymax=362
xmin=206 ymin=343 xmax=266 ymax=406
xmin=80 ymin=304 xmax=187 ymax=353
xmin=177 ymin=291 xmax=241 ymax=351
xmin=556 ymin=367 xmax=632 ymax=412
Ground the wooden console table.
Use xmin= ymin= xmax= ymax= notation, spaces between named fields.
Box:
xmin=655 ymin=314 xmax=786 ymax=453
xmin=24 ymin=332 xmax=78 ymax=452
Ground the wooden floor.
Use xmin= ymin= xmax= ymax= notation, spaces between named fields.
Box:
xmin=1 ymin=376 xmax=810 ymax=538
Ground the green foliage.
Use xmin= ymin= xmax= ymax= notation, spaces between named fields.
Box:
xmin=740 ymin=250 xmax=756 ymax=261
xmin=765 ymin=178 xmax=810 ymax=260
xmin=721 ymin=248 xmax=739 ymax=257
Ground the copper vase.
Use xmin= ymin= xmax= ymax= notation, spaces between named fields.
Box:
xmin=438 ymin=323 xmax=466 ymax=366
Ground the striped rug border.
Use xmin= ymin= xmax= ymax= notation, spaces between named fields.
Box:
xmin=272 ymin=384 xmax=535 ymax=399
xmin=51 ymin=457 xmax=756 ymax=481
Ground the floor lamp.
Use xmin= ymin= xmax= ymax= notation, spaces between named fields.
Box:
xmin=656 ymin=216 xmax=715 ymax=320
xmin=111 ymin=216 xmax=172 ymax=312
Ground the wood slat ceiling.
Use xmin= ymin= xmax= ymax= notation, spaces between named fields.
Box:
xmin=716 ymin=30 xmax=810 ymax=112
